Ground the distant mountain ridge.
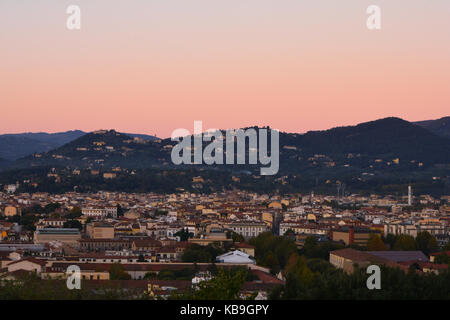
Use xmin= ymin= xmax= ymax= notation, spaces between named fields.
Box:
xmin=0 ymin=130 xmax=157 ymax=161
xmin=10 ymin=130 xmax=166 ymax=170
xmin=0 ymin=130 xmax=85 ymax=161
xmin=414 ymin=116 xmax=450 ymax=139
xmin=1 ymin=116 xmax=449 ymax=172
xmin=5 ymin=117 xmax=450 ymax=175
xmin=282 ymin=117 xmax=450 ymax=163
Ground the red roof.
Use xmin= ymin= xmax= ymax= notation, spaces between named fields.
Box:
xmin=430 ymin=251 xmax=450 ymax=257
xmin=7 ymin=257 xmax=47 ymax=267
xmin=418 ymin=262 xmax=449 ymax=270
xmin=234 ymin=242 xmax=255 ymax=249
xmin=250 ymin=269 xmax=284 ymax=284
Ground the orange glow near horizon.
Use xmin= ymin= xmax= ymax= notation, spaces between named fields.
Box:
xmin=1 ymin=0 xmax=449 ymax=138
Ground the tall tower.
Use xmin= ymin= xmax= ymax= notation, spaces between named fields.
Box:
xmin=408 ymin=185 xmax=412 ymax=206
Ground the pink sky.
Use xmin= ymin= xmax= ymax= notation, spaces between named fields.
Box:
xmin=1 ymin=1 xmax=449 ymax=138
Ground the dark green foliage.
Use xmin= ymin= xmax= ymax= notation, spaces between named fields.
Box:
xmin=393 ymin=235 xmax=417 ymax=251
xmin=43 ymin=202 xmax=61 ymax=214
xmin=63 ymin=220 xmax=82 ymax=230
xmin=415 ymin=231 xmax=439 ymax=255
xmin=66 ymin=206 xmax=82 ymax=219
xmin=172 ymin=268 xmax=248 ymax=300
xmin=227 ymin=231 xmax=245 ymax=242
xmin=302 ymin=236 xmax=344 ymax=260
xmin=149 ymin=268 xmax=197 ymax=280
xmin=367 ymin=234 xmax=388 ymax=251
xmin=182 ymin=243 xmax=226 ymax=263
xmin=7 ymin=213 xmax=39 ymax=231
xmin=249 ymin=232 xmax=298 ymax=274
xmin=271 ymin=258 xmax=450 ymax=300
xmin=435 ymin=253 xmax=450 ymax=265
xmin=116 ymin=204 xmax=124 ymax=217
xmin=108 ymin=263 xmax=132 ymax=280
xmin=0 ymin=273 xmax=141 ymax=299
xmin=174 ymin=228 xmax=193 ymax=242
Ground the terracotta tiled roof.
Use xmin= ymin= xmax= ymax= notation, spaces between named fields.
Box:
xmin=7 ymin=257 xmax=47 ymax=267
xmin=430 ymin=251 xmax=450 ymax=257
xmin=234 ymin=242 xmax=255 ymax=249
xmin=250 ymin=269 xmax=284 ymax=284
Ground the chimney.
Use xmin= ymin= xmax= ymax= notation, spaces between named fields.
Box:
xmin=349 ymin=226 xmax=354 ymax=245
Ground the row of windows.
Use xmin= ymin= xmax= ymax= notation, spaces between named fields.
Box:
xmin=80 ymin=258 xmax=135 ymax=263
xmin=231 ymin=226 xmax=265 ymax=231
xmin=81 ymin=275 xmax=102 ymax=280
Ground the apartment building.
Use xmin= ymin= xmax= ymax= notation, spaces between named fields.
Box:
xmin=226 ymin=221 xmax=268 ymax=239
xmin=34 ymin=228 xmax=81 ymax=245
xmin=86 ymin=222 xmax=115 ymax=239
xmin=82 ymin=206 xmax=118 ymax=219
xmin=332 ymin=226 xmax=376 ymax=246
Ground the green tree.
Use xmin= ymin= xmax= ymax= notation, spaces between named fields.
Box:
xmin=302 ymin=237 xmax=344 ymax=260
xmin=227 ymin=231 xmax=244 ymax=243
xmin=43 ymin=202 xmax=61 ymax=214
xmin=393 ymin=235 xmax=416 ymax=251
xmin=175 ymin=268 xmax=247 ymax=300
xmin=263 ymin=252 xmax=280 ymax=274
xmin=66 ymin=206 xmax=82 ymax=219
xmin=249 ymin=232 xmax=297 ymax=272
xmin=367 ymin=234 xmax=387 ymax=251
xmin=174 ymin=228 xmax=193 ymax=242
xmin=0 ymin=273 xmax=138 ymax=299
xmin=182 ymin=243 xmax=225 ymax=263
xmin=271 ymin=261 xmax=450 ymax=300
xmin=284 ymin=229 xmax=296 ymax=237
xmin=108 ymin=263 xmax=131 ymax=280
xmin=303 ymin=236 xmax=318 ymax=256
xmin=63 ymin=220 xmax=82 ymax=230
xmin=116 ymin=204 xmax=124 ymax=217
xmin=18 ymin=214 xmax=39 ymax=231
xmin=415 ymin=231 xmax=438 ymax=255
xmin=383 ymin=234 xmax=397 ymax=249
xmin=434 ymin=253 xmax=450 ymax=265
xmin=442 ymin=242 xmax=450 ymax=251
xmin=143 ymin=272 xmax=157 ymax=280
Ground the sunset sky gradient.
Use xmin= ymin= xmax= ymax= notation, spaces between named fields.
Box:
xmin=1 ymin=0 xmax=449 ymax=137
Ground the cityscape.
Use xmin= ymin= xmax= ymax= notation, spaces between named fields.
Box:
xmin=1 ymin=0 xmax=449 ymax=308
xmin=0 ymin=121 xmax=449 ymax=300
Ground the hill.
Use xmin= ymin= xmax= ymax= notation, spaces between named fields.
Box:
xmin=2 ymin=118 xmax=449 ymax=196
xmin=10 ymin=130 xmax=169 ymax=169
xmin=0 ymin=130 xmax=85 ymax=160
xmin=0 ymin=130 xmax=158 ymax=161
xmin=414 ymin=116 xmax=450 ymax=139
xmin=0 ymin=157 xmax=10 ymax=169
xmin=282 ymin=117 xmax=450 ymax=164
xmin=5 ymin=117 xmax=450 ymax=176
xmin=124 ymin=133 xmax=158 ymax=141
